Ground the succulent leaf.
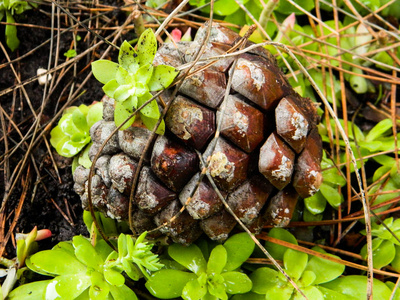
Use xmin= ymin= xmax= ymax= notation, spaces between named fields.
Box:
xmin=137 ymin=28 xmax=157 ymax=66
xmin=221 ymin=271 xmax=252 ymax=294
xmin=146 ymin=269 xmax=197 ymax=298
xmin=207 ymin=245 xmax=227 ymax=275
xmin=265 ymin=228 xmax=298 ymax=261
xmin=168 ymin=243 xmax=207 ymax=275
xmin=92 ymin=60 xmax=119 ymax=84
xmin=26 ymin=250 xmax=86 ymax=276
xmin=223 ymin=232 xmax=255 ymax=272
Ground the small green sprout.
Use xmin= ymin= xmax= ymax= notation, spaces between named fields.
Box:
xmin=146 ymin=232 xmax=254 ymax=299
xmin=50 ymin=102 xmax=103 ymax=159
xmin=64 ymin=49 xmax=77 ymax=58
xmin=9 ymin=232 xmax=163 ymax=299
xmin=0 ymin=0 xmax=37 ymax=51
xmin=91 ymin=28 xmax=179 ymax=133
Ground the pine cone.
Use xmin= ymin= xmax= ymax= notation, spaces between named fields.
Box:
xmin=73 ymin=23 xmax=322 ymax=244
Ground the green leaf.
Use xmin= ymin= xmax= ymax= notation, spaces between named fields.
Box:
xmin=182 ymin=277 xmax=207 ymax=300
xmin=250 ymin=267 xmax=281 ymax=294
xmin=72 ymin=107 xmax=89 ymax=133
xmin=140 ymin=114 xmax=165 ymax=135
xmin=321 ymin=275 xmax=392 ymax=299
xmin=135 ymin=63 xmax=154 ymax=86
xmin=293 ymin=286 xmax=324 ymax=300
xmin=64 ymin=49 xmax=77 ymax=58
xmin=7 ymin=280 xmax=50 ymax=299
xmin=304 ymin=192 xmax=327 ymax=215
xmin=49 ymin=126 xmax=65 ymax=150
xmin=303 ymin=208 xmax=323 ymax=222
xmin=95 ymin=239 xmax=114 ymax=262
xmin=119 ymin=40 xmax=139 ymax=74
xmin=26 ymin=250 xmax=86 ymax=276
xmin=52 ymin=241 xmax=75 ymax=254
xmin=265 ymin=228 xmax=298 ymax=261
xmin=148 ymin=65 xmax=179 ymax=91
xmin=322 ymin=168 xmax=347 ymax=186
xmin=208 ymin=274 xmax=228 ymax=300
xmin=78 ymin=143 xmax=92 ymax=169
xmin=284 ymin=248 xmax=308 ymax=281
xmin=58 ymin=112 xmax=82 ymax=136
xmin=230 ymin=292 xmax=265 ymax=300
xmin=146 ymin=269 xmax=197 ymax=299
xmin=213 ymin=0 xmax=248 ymax=15
xmin=45 ymin=274 xmax=91 ymax=299
xmin=317 ymin=286 xmax=358 ymax=300
xmin=115 ymin=66 xmax=131 ymax=86
xmin=73 ymin=235 xmax=104 ymax=270
xmin=5 ymin=12 xmax=19 ymax=51
xmin=222 ymin=271 xmax=252 ymax=294
xmin=207 ymin=245 xmax=227 ymax=275
xmin=372 ymin=165 xmax=391 ymax=183
xmin=109 ymin=284 xmax=138 ymax=300
xmin=102 ymin=79 xmax=120 ymax=98
xmin=56 ymin=136 xmax=90 ymax=157
xmin=299 ymin=270 xmax=316 ymax=287
xmin=390 ymin=245 xmax=400 ymax=272
xmin=370 ymin=179 xmax=400 ymax=216
xmin=117 ymin=232 xmax=128 ymax=258
xmin=265 ymin=283 xmax=293 ymax=300
xmin=385 ymin=281 xmax=400 ymax=300
xmin=304 ymin=247 xmax=345 ymax=285
xmin=168 ymin=243 xmax=206 ymax=275
xmin=89 ymin=271 xmax=110 ymax=300
xmin=86 ymin=102 xmax=103 ymax=128
xmin=122 ymin=259 xmax=141 ymax=281
xmin=361 ymin=239 xmax=395 ymax=269
xmin=223 ymin=232 xmax=255 ymax=272
xmin=114 ymin=101 xmax=135 ymax=131
xmin=103 ymin=268 xmax=125 ymax=287
xmin=92 ymin=60 xmax=119 ymax=85
xmin=320 ymin=184 xmax=343 ymax=209
xmin=275 ymin=0 xmax=315 ymax=15
xmin=137 ymin=28 xmax=157 ymax=67
xmin=365 ymin=119 xmax=393 ymax=142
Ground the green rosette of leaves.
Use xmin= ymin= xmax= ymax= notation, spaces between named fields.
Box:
xmin=9 ymin=232 xmax=163 ymax=300
xmin=359 ymin=217 xmax=400 ymax=271
xmin=50 ymin=102 xmax=103 ymax=159
xmin=145 ymin=232 xmax=254 ymax=299
xmin=91 ymin=29 xmax=179 ymax=133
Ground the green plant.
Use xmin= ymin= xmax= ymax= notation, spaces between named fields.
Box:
xmin=242 ymin=228 xmax=345 ymax=299
xmin=91 ymin=28 xmax=179 ymax=133
xmin=145 ymin=232 xmax=254 ymax=299
xmin=8 ymin=231 xmax=163 ymax=299
xmin=50 ymin=102 xmax=103 ymax=168
xmin=360 ymin=217 xmax=400 ymax=271
xmin=0 ymin=0 xmax=37 ymax=51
